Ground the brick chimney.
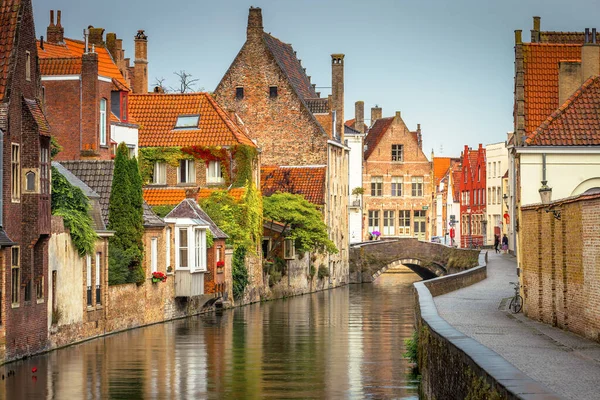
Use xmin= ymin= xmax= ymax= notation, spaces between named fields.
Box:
xmin=81 ymin=52 xmax=99 ymax=156
xmin=133 ymin=30 xmax=148 ymax=94
xmin=559 ymin=28 xmax=600 ymax=105
xmin=331 ymin=54 xmax=344 ymax=141
xmin=88 ymin=26 xmax=105 ymax=46
xmin=417 ymin=123 xmax=422 ymax=149
xmin=531 ymin=16 xmax=541 ymax=43
xmin=581 ymin=28 xmax=599 ymax=81
xmin=247 ymin=7 xmax=263 ymax=41
xmin=355 ymin=101 xmax=364 ymax=133
xmin=46 ymin=10 xmax=64 ymax=44
xmin=371 ymin=106 xmax=382 ymax=126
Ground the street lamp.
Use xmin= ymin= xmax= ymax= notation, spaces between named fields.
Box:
xmin=502 ymin=193 xmax=509 ymax=208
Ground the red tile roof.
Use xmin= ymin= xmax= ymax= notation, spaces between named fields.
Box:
xmin=364 ymin=117 xmax=393 ymax=159
xmin=345 ymin=118 xmax=355 ymax=128
xmin=128 ymin=93 xmax=256 ymax=148
xmin=143 ymin=188 xmax=187 ymax=206
xmin=37 ymin=38 xmax=129 ymax=89
xmin=261 ymin=165 xmax=326 ymax=205
xmin=0 ymin=0 xmax=20 ymax=101
xmin=433 ymin=157 xmax=452 ymax=186
xmin=196 ymin=187 xmax=246 ymax=201
xmin=522 ymin=43 xmax=581 ymax=135
xmin=24 ymin=98 xmax=51 ymax=136
xmin=526 ymin=75 xmax=600 ymax=146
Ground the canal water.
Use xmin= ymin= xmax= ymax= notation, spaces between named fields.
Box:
xmin=2 ymin=270 xmax=420 ymax=399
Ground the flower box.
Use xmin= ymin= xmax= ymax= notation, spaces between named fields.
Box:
xmin=151 ymin=271 xmax=167 ymax=283
xmin=216 ymin=260 xmax=225 ymax=274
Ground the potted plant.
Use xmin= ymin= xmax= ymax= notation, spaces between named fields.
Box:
xmin=151 ymin=271 xmax=167 ymax=283
xmin=216 ymin=260 xmax=225 ymax=274
xmin=351 ymin=187 xmax=364 ymax=207
xmin=370 ymin=231 xmax=381 ymax=240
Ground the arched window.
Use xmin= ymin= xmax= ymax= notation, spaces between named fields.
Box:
xmin=25 ymin=171 xmax=35 ymax=192
xmin=99 ymin=98 xmax=107 ymax=145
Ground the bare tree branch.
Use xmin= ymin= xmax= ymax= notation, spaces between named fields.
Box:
xmin=151 ymin=77 xmax=169 ymax=93
xmin=170 ymin=70 xmax=200 ymax=93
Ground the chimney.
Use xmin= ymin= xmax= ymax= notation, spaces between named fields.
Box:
xmin=558 ymin=61 xmax=582 ymax=105
xmin=395 ymin=111 xmax=401 ymax=120
xmin=247 ymin=7 xmax=263 ymax=41
xmin=106 ymin=33 xmax=117 ymax=60
xmin=370 ymin=106 xmax=382 ymax=126
xmin=133 ymin=30 xmax=149 ymax=94
xmin=582 ymin=28 xmax=600 ymax=83
xmin=531 ymin=16 xmax=541 ymax=43
xmin=46 ymin=10 xmax=64 ymax=44
xmin=355 ymin=101 xmax=364 ymax=133
xmin=417 ymin=124 xmax=422 ymax=149
xmin=331 ymin=54 xmax=345 ymax=141
xmin=88 ymin=26 xmax=105 ymax=46
xmin=81 ymin=52 xmax=99 ymax=156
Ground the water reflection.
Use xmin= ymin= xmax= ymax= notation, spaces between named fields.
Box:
xmin=1 ymin=269 xmax=419 ymax=399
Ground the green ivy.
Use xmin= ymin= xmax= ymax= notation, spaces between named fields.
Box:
xmin=152 ymin=205 xmax=175 ymax=218
xmin=206 ymin=229 xmax=214 ymax=249
xmin=232 ymin=246 xmax=249 ymax=299
xmin=232 ymin=145 xmax=258 ymax=187
xmin=51 ymin=167 xmax=97 ymax=256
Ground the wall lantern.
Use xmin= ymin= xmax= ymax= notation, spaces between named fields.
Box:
xmin=538 ymin=154 xmax=560 ymax=220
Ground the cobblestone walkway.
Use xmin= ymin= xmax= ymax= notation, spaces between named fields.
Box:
xmin=435 ymin=252 xmax=600 ymax=400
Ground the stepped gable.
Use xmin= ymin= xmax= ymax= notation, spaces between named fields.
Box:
xmin=165 ymin=199 xmax=227 ymax=239
xmin=363 ymin=117 xmax=394 ymax=159
xmin=128 ymin=93 xmax=255 ymax=148
xmin=261 ymin=165 xmax=326 ymax=205
xmin=526 ymin=75 xmax=600 ymax=146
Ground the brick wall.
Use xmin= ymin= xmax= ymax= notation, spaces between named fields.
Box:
xmin=521 ymin=194 xmax=600 ymax=342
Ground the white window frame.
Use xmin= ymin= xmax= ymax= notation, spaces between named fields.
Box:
xmin=100 ymin=98 xmax=107 ymax=146
xmin=166 ymin=227 xmax=171 ymax=272
xmin=86 ymin=255 xmax=92 ymax=306
xmin=368 ymin=210 xmax=380 ymax=233
xmin=175 ymin=227 xmax=189 ymax=270
xmin=194 ymin=228 xmax=206 ymax=272
xmin=173 ymin=225 xmax=207 ymax=272
xmin=411 ymin=176 xmax=423 ymax=197
xmin=284 ymin=238 xmax=295 ymax=260
xmin=153 ymin=162 xmax=166 ymax=184
xmin=207 ymin=160 xmax=224 ymax=184
xmin=391 ymin=176 xmax=403 ymax=197
xmin=95 ymin=252 xmax=101 ymax=305
xmin=178 ymin=159 xmax=195 ymax=184
xmin=383 ymin=210 xmax=395 ymax=236
xmin=151 ymin=237 xmax=158 ymax=273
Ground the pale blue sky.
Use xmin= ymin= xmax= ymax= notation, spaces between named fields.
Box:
xmin=33 ymin=0 xmax=600 ymax=156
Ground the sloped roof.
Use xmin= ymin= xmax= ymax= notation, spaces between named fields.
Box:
xmin=142 ymin=202 xmax=166 ymax=227
xmin=143 ymin=188 xmax=187 ymax=206
xmin=522 ymin=43 xmax=581 ymax=135
xmin=24 ymin=98 xmax=51 ymax=136
xmin=0 ymin=0 xmax=21 ymax=101
xmin=129 ymin=93 xmax=256 ymax=148
xmin=37 ymin=38 xmax=129 ymax=89
xmin=263 ymin=33 xmax=317 ymax=100
xmin=433 ymin=157 xmax=452 ymax=186
xmin=261 ymin=165 xmax=326 ymax=205
xmin=344 ymin=124 xmax=361 ymax=135
xmin=165 ymin=199 xmax=227 ymax=239
xmin=305 ymin=98 xmax=329 ymax=114
xmin=526 ymin=75 xmax=600 ymax=146
xmin=364 ymin=117 xmax=394 ymax=159
xmin=196 ymin=187 xmax=246 ymax=201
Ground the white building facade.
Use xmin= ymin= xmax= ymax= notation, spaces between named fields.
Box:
xmin=345 ymin=127 xmax=365 ymax=244
xmin=485 ymin=142 xmax=508 ymax=245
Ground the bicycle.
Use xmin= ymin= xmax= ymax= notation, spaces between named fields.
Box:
xmin=509 ymin=281 xmax=523 ymax=313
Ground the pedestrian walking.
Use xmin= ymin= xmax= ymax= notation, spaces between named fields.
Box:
xmin=494 ymin=234 xmax=500 ymax=253
xmin=502 ymin=234 xmax=509 ymax=253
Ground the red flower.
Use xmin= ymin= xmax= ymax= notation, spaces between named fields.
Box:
xmin=152 ymin=271 xmax=167 ymax=282
xmin=216 ymin=261 xmax=225 ymax=268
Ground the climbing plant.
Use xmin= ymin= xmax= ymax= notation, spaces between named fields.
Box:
xmin=51 ymin=167 xmax=97 ymax=256
xmin=232 ymin=246 xmax=249 ymax=299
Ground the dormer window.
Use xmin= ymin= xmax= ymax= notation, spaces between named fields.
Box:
xmin=175 ymin=115 xmax=199 ymax=129
xmin=269 ymin=86 xmax=278 ymax=98
xmin=236 ymin=87 xmax=244 ymax=100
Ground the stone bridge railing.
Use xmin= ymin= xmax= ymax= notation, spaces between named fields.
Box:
xmin=349 ymin=238 xmax=480 ymax=283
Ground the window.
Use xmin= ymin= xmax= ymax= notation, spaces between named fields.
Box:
xmin=41 ymin=145 xmax=49 ymax=194
xmin=284 ymin=238 xmax=295 ymax=259
xmin=488 ymin=188 xmax=491 ymax=205
xmin=368 ymin=210 xmax=380 ymax=233
xmin=398 ymin=210 xmax=411 ymax=235
xmin=488 ymin=162 xmax=491 ymax=178
xmin=86 ymin=255 xmax=92 ymax=306
xmin=497 ymin=187 xmax=501 ymax=205
xmin=25 ymin=171 xmax=35 ymax=192
xmin=121 ymin=94 xmax=128 ymax=122
xmin=36 ymin=277 xmax=44 ymax=302
xmin=262 ymin=238 xmax=272 ymax=259
xmin=371 ymin=176 xmax=382 ymax=196
xmin=26 ymin=51 xmax=31 ymax=81
xmin=151 ymin=238 xmax=158 ymax=273
xmin=175 ymin=114 xmax=199 ymax=129
xmin=100 ymin=98 xmax=107 ymax=146
xmin=411 ymin=176 xmax=423 ymax=197
xmin=493 ymin=162 xmax=497 ymax=178
xmin=178 ymin=228 xmax=188 ymax=269
xmin=207 ymin=160 xmax=224 ymax=184
xmin=11 ymin=144 xmax=20 ymax=202
xmin=383 ymin=210 xmax=395 ymax=236
xmin=236 ymin=87 xmax=244 ymax=100
xmin=269 ymin=86 xmax=278 ymax=98
xmin=152 ymin=162 xmax=166 ymax=184
xmin=24 ymin=279 xmax=31 ymax=302
xmin=478 ymin=166 xmax=481 ymax=182
xmin=95 ymin=253 xmax=101 ymax=305
xmin=391 ymin=176 xmax=403 ymax=196
xmin=194 ymin=229 xmax=206 ymax=271
xmin=178 ymin=160 xmax=195 ymax=184
xmin=166 ymin=228 xmax=171 ymax=272
xmin=11 ymin=247 xmax=19 ymax=305
xmin=391 ymin=144 xmax=403 ymax=161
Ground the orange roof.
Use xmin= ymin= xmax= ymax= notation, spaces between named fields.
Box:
xmin=196 ymin=187 xmax=246 ymax=201
xmin=143 ymin=188 xmax=186 ymax=206
xmin=37 ymin=38 xmax=129 ymax=89
xmin=364 ymin=117 xmax=394 ymax=159
xmin=522 ymin=43 xmax=581 ymax=135
xmin=129 ymin=93 xmax=256 ymax=148
xmin=433 ymin=157 xmax=452 ymax=186
xmin=0 ymin=0 xmax=21 ymax=101
xmin=261 ymin=165 xmax=326 ymax=205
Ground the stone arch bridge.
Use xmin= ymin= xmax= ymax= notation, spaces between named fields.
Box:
xmin=349 ymin=238 xmax=480 ymax=283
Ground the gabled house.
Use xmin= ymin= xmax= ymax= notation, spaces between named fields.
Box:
xmin=485 ymin=142 xmax=508 ymax=246
xmin=214 ymin=7 xmax=349 ymax=286
xmin=37 ymin=10 xmax=139 ymax=160
xmin=431 ymin=156 xmax=460 ymax=244
xmin=0 ymin=0 xmax=52 ymax=362
xmin=362 ymin=110 xmax=431 ymax=241
xmin=458 ymin=144 xmax=486 ymax=248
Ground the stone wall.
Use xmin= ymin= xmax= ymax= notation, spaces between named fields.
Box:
xmin=520 ymin=192 xmax=600 ymax=342
xmin=414 ymin=254 xmax=558 ymax=399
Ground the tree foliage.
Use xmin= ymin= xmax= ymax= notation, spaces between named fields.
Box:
xmin=263 ymin=192 xmax=337 ymax=256
xmin=51 ymin=167 xmax=97 ymax=256
xmin=232 ymin=246 xmax=249 ymax=299
xmin=107 ymin=143 xmax=145 ymax=285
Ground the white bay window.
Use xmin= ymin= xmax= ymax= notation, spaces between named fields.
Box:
xmin=207 ymin=160 xmax=224 ymax=184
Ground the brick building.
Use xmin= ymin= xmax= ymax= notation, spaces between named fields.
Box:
xmin=213 ymin=7 xmax=349 ymax=284
xmin=362 ymin=110 xmax=432 ymax=241
xmin=37 ymin=10 xmax=141 ymax=161
xmin=0 ymin=0 xmax=52 ymax=362
xmin=458 ymin=144 xmax=486 ymax=248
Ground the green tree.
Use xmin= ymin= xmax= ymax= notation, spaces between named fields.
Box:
xmin=263 ymin=192 xmax=337 ymax=257
xmin=107 ymin=143 xmax=145 ymax=285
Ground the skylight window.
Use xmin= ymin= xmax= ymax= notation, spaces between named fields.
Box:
xmin=175 ymin=115 xmax=200 ymax=129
